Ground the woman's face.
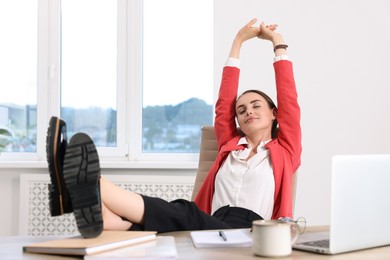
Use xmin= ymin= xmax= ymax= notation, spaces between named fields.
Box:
xmin=235 ymin=92 xmax=276 ymax=137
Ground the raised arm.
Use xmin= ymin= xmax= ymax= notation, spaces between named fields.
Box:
xmin=258 ymin=22 xmax=287 ymax=57
xmin=215 ymin=19 xmax=265 ymax=148
xmin=228 ymin=18 xmax=261 ymax=59
xmin=259 ymin=22 xmax=301 ymax=166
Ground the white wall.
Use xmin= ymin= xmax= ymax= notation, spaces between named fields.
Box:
xmin=214 ymin=0 xmax=390 ymax=226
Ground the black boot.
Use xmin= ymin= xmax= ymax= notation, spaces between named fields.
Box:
xmin=46 ymin=116 xmax=73 ymax=216
xmin=63 ymin=132 xmax=103 ymax=238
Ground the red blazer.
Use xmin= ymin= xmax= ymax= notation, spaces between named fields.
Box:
xmin=194 ymin=60 xmax=301 ymax=219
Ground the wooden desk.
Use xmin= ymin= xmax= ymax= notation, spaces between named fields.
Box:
xmin=0 ymin=235 xmax=79 ymax=260
xmin=2 ymin=226 xmax=390 ymax=259
xmin=161 ymin=226 xmax=390 ymax=259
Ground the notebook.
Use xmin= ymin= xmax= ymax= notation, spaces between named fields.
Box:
xmin=84 ymin=236 xmax=177 ymax=259
xmin=190 ymin=229 xmax=252 ymax=248
xmin=23 ymin=231 xmax=156 ymax=256
xmin=293 ymin=154 xmax=390 ymax=254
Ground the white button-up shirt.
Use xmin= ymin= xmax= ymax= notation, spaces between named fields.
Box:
xmin=211 ymin=136 xmax=275 ymax=220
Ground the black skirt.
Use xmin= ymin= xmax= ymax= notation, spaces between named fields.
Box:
xmin=129 ymin=195 xmax=263 ymax=233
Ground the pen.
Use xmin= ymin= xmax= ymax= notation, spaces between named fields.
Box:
xmin=219 ymin=230 xmax=227 ymax=241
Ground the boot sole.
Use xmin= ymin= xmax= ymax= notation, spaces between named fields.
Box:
xmin=63 ymin=133 xmax=103 ymax=238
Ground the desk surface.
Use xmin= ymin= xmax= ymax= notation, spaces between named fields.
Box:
xmin=3 ymin=226 xmax=390 ymax=259
xmin=163 ymin=226 xmax=390 ymax=259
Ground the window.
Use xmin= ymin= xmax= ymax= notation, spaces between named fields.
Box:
xmin=0 ymin=0 xmax=213 ymax=165
xmin=142 ymin=0 xmax=213 ymax=153
xmin=0 ymin=0 xmax=38 ymax=153
xmin=61 ymin=0 xmax=118 ymax=148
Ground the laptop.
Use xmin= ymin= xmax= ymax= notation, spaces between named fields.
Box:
xmin=293 ymin=154 xmax=390 ymax=254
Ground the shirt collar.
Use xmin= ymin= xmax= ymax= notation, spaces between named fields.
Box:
xmin=237 ymin=136 xmax=271 ymax=150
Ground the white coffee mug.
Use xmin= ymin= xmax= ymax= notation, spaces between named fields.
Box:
xmin=252 ymin=220 xmax=299 ymax=257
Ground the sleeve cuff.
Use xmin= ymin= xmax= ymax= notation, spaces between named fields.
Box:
xmin=273 ymin=54 xmax=290 ymax=63
xmin=225 ymin=57 xmax=240 ymax=68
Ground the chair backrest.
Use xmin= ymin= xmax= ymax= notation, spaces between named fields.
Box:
xmin=191 ymin=125 xmax=298 ymax=213
xmin=191 ymin=125 xmax=218 ymax=201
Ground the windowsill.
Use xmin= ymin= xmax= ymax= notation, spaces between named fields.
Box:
xmin=0 ymin=161 xmax=198 ymax=170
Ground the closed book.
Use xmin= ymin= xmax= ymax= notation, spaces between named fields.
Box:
xmin=84 ymin=236 xmax=177 ymax=259
xmin=23 ymin=231 xmax=157 ymax=256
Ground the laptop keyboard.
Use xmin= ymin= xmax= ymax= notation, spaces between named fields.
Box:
xmin=300 ymin=239 xmax=330 ymax=248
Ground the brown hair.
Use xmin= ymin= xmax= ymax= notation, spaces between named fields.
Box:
xmin=237 ymin=89 xmax=279 ymax=138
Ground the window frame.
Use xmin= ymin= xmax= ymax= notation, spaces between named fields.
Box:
xmin=0 ymin=0 xmax=212 ymax=168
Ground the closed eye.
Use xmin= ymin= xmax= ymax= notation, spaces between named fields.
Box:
xmin=238 ymin=109 xmax=246 ymax=115
xmin=236 ymin=104 xmax=246 ymax=115
xmin=252 ymin=101 xmax=262 ymax=109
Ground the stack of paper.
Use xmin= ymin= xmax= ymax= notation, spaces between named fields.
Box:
xmin=190 ymin=229 xmax=252 ymax=248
